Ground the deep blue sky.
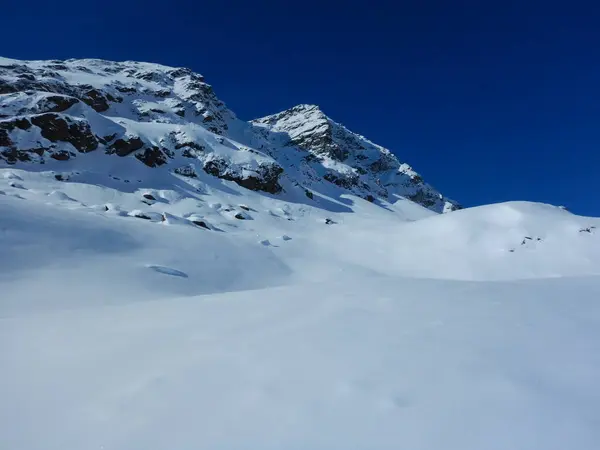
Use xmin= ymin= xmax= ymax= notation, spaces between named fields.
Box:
xmin=4 ymin=1 xmax=600 ymax=214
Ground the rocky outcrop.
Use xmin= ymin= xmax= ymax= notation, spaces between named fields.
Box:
xmin=0 ymin=112 xmax=97 ymax=163
xmin=203 ymin=158 xmax=283 ymax=194
xmin=30 ymin=114 xmax=98 ymax=152
xmin=107 ymin=137 xmax=144 ymax=157
xmin=252 ymin=104 xmax=460 ymax=212
xmin=174 ymin=165 xmax=198 ymax=178
xmin=135 ymin=147 xmax=169 ymax=167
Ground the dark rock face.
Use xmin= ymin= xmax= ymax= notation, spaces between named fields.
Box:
xmin=0 ymin=129 xmax=13 ymax=147
xmin=14 ymin=118 xmax=32 ymax=130
xmin=1 ymin=148 xmax=32 ymax=164
xmin=174 ymin=165 xmax=197 ymax=178
xmin=323 ymin=172 xmax=363 ymax=190
xmin=175 ymin=141 xmax=205 ymax=151
xmin=42 ymin=95 xmax=80 ymax=113
xmin=30 ymin=114 xmax=98 ymax=152
xmin=79 ymin=88 xmax=110 ymax=112
xmin=290 ymin=128 xmax=346 ymax=161
xmin=107 ymin=137 xmax=144 ymax=156
xmin=0 ymin=67 xmax=118 ymax=113
xmin=115 ymin=86 xmax=136 ymax=94
xmin=50 ymin=150 xmax=72 ymax=161
xmin=407 ymin=191 xmax=438 ymax=208
xmin=135 ymin=147 xmax=168 ymax=167
xmin=0 ymin=118 xmax=32 ymax=132
xmin=203 ymin=158 xmax=283 ymax=194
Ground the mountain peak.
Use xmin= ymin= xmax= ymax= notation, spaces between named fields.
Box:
xmin=252 ymin=105 xmax=460 ymax=212
xmin=253 ymin=103 xmax=328 ymax=127
xmin=0 ymin=56 xmax=458 ymax=213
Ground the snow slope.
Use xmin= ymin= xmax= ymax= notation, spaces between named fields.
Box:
xmin=3 ymin=274 xmax=600 ymax=450
xmin=1 ymin=181 xmax=600 ymax=450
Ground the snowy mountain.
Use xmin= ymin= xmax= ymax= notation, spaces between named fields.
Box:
xmin=0 ymin=56 xmax=458 ymax=212
xmin=252 ymin=104 xmax=459 ymax=212
xmin=2 ymin=56 xmax=600 ymax=450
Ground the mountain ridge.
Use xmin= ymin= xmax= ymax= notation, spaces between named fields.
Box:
xmin=0 ymin=56 xmax=459 ymax=213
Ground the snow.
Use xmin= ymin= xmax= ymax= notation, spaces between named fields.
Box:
xmin=2 ymin=173 xmax=600 ymax=450
xmin=2 ymin=57 xmax=600 ymax=449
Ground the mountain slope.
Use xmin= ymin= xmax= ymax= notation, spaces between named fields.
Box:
xmin=0 ymin=57 xmax=458 ymax=212
xmin=253 ymin=104 xmax=459 ymax=212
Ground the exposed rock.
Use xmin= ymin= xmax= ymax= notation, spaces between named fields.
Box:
xmin=325 ymin=218 xmax=336 ymax=225
xmin=1 ymin=148 xmax=31 ymax=164
xmin=203 ymin=158 xmax=283 ymax=194
xmin=30 ymin=114 xmax=98 ymax=152
xmin=253 ymin=104 xmax=459 ymax=212
xmin=108 ymin=137 xmax=144 ymax=156
xmin=0 ymin=129 xmax=12 ymax=147
xmin=43 ymin=95 xmax=80 ymax=113
xmin=15 ymin=118 xmax=32 ymax=130
xmin=80 ymin=88 xmax=110 ymax=112
xmin=115 ymin=86 xmax=136 ymax=93
xmin=50 ymin=150 xmax=71 ymax=161
xmin=174 ymin=165 xmax=197 ymax=178
xmin=0 ymin=117 xmax=32 ymax=132
xmin=142 ymin=193 xmax=156 ymax=201
xmin=175 ymin=141 xmax=205 ymax=151
xmin=135 ymin=147 xmax=168 ymax=167
xmin=324 ymin=172 xmax=361 ymax=190
xmin=407 ymin=191 xmax=438 ymax=208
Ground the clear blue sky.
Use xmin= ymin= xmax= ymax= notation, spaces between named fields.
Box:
xmin=4 ymin=1 xmax=600 ymax=214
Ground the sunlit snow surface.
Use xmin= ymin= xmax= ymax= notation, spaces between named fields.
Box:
xmin=1 ymin=166 xmax=600 ymax=450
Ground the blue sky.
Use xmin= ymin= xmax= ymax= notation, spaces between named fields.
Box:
xmin=4 ymin=1 xmax=600 ymax=214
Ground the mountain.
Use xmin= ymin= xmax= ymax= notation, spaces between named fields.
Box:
xmin=2 ymin=57 xmax=600 ymax=450
xmin=0 ymin=56 xmax=459 ymax=212
xmin=253 ymin=104 xmax=459 ymax=212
